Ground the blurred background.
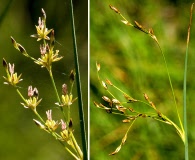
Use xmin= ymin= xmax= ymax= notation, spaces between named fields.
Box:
xmin=90 ymin=0 xmax=195 ymax=159
xmin=0 ymin=0 xmax=88 ymax=159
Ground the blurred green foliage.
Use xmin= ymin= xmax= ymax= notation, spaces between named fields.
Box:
xmin=90 ymin=0 xmax=195 ymax=159
xmin=0 ymin=0 xmax=88 ymax=159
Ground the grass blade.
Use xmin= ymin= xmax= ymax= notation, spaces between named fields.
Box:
xmin=183 ymin=3 xmax=194 ymax=160
xmin=69 ymin=0 xmax=88 ymax=159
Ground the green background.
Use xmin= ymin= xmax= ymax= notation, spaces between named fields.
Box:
xmin=90 ymin=0 xmax=195 ymax=160
xmin=0 ymin=0 xmax=88 ymax=159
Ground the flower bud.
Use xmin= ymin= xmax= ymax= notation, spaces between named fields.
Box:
xmin=69 ymin=70 xmax=75 ymax=83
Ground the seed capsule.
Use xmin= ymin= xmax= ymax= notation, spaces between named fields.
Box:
xmin=109 ymin=4 xmax=120 ymax=14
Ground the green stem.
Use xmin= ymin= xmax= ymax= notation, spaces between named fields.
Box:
xmin=183 ymin=3 xmax=194 ymax=160
xmin=69 ymin=0 xmax=87 ymax=159
xmin=49 ymin=69 xmax=61 ymax=102
xmin=160 ymin=50 xmax=184 ymax=133
xmin=16 ymin=89 xmax=26 ymax=102
xmin=184 ymin=42 xmax=189 ymax=160
xmin=71 ymin=132 xmax=83 ymax=159
xmin=65 ymin=146 xmax=80 ymax=160
xmin=48 ymin=69 xmax=67 ymax=120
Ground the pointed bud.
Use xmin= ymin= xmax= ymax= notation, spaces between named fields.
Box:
xmin=50 ymin=30 xmax=55 ymax=48
xmin=68 ymin=119 xmax=73 ymax=131
xmin=18 ymin=44 xmax=26 ymax=54
xmin=109 ymin=4 xmax=120 ymax=14
xmin=102 ymin=96 xmax=111 ymax=103
xmin=3 ymin=58 xmax=8 ymax=69
xmin=112 ymin=98 xmax=120 ymax=104
xmin=69 ymin=70 xmax=75 ymax=83
xmin=11 ymin=37 xmax=28 ymax=57
xmin=33 ymin=88 xmax=39 ymax=97
xmin=33 ymin=119 xmax=45 ymax=129
xmin=96 ymin=61 xmax=100 ymax=71
xmin=101 ymin=81 xmax=108 ymax=90
xmin=11 ymin=36 xmax=18 ymax=50
xmin=143 ymin=93 xmax=149 ymax=101
xmin=106 ymin=79 xmax=113 ymax=86
xmin=109 ymin=145 xmax=121 ymax=155
xmin=124 ymin=94 xmax=137 ymax=102
xmin=134 ymin=21 xmax=143 ymax=29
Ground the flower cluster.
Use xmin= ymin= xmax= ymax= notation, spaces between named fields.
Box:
xmin=20 ymin=86 xmax=42 ymax=113
xmin=3 ymin=58 xmax=22 ymax=86
xmin=34 ymin=40 xmax=63 ymax=71
xmin=55 ymin=83 xmax=77 ymax=107
xmin=33 ymin=110 xmax=72 ymax=143
xmin=10 ymin=9 xmax=63 ymax=72
xmin=45 ymin=110 xmax=59 ymax=131
xmin=31 ymin=9 xmax=63 ymax=71
xmin=31 ymin=9 xmax=52 ymax=41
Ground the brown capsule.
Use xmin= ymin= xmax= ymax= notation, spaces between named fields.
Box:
xmin=134 ymin=21 xmax=143 ymax=29
xmin=109 ymin=4 xmax=120 ymax=14
xmin=11 ymin=36 xmax=16 ymax=44
xmin=18 ymin=44 xmax=26 ymax=54
xmin=102 ymin=96 xmax=111 ymax=103
xmin=128 ymin=108 xmax=134 ymax=112
xmin=122 ymin=119 xmax=131 ymax=123
xmin=112 ymin=98 xmax=120 ymax=104
xmin=106 ymin=79 xmax=113 ymax=86
xmin=33 ymin=87 xmax=39 ymax=97
xmin=124 ymin=94 xmax=137 ymax=102
xmin=3 ymin=58 xmax=8 ymax=68
xmin=143 ymin=93 xmax=149 ymax=101
xmin=68 ymin=119 xmax=73 ymax=130
xmin=93 ymin=101 xmax=101 ymax=108
xmin=148 ymin=28 xmax=154 ymax=35
xmin=116 ymin=105 xmax=126 ymax=113
xmin=150 ymin=101 xmax=156 ymax=110
xmin=69 ymin=70 xmax=75 ymax=83
xmin=50 ymin=30 xmax=55 ymax=47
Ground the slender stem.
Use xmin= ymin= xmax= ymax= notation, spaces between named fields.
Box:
xmin=16 ymin=89 xmax=26 ymax=102
xmin=184 ymin=41 xmax=189 ymax=160
xmin=69 ymin=0 xmax=87 ymax=159
xmin=34 ymin=111 xmax=45 ymax=123
xmin=71 ymin=132 xmax=83 ymax=159
xmin=65 ymin=146 xmax=80 ymax=160
xmin=49 ymin=69 xmax=61 ymax=102
xmin=48 ymin=69 xmax=67 ymax=121
xmin=160 ymin=50 xmax=184 ymax=133
xmin=183 ymin=3 xmax=194 ymax=160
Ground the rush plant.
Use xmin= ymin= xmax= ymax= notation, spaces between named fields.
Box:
xmin=3 ymin=4 xmax=87 ymax=160
xmin=94 ymin=3 xmax=194 ymax=159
